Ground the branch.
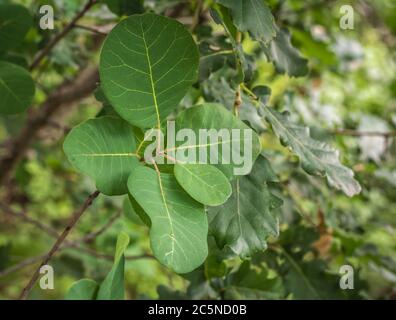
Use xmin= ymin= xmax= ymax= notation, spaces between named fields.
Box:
xmin=331 ymin=129 xmax=396 ymax=137
xmin=29 ymin=0 xmax=98 ymax=70
xmin=0 ymin=65 xmax=99 ymax=186
xmin=18 ymin=190 xmax=100 ymax=300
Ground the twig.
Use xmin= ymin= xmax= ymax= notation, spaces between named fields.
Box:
xmin=0 ymin=254 xmax=47 ymax=278
xmin=80 ymin=209 xmax=122 ymax=243
xmin=331 ymin=129 xmax=396 ymax=138
xmin=18 ymin=190 xmax=100 ymax=300
xmin=29 ymin=0 xmax=98 ymax=70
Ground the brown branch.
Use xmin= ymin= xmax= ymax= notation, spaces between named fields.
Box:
xmin=29 ymin=0 xmax=98 ymax=70
xmin=332 ymin=129 xmax=396 ymax=137
xmin=18 ymin=190 xmax=100 ymax=300
xmin=0 ymin=254 xmax=47 ymax=278
xmin=0 ymin=65 xmax=99 ymax=187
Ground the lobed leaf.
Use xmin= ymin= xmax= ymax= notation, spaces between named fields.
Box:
xmin=261 ymin=106 xmax=361 ymax=197
xmin=208 ymin=156 xmax=282 ymax=257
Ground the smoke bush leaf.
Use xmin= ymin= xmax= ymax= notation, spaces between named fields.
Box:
xmin=0 ymin=61 xmax=35 ymax=114
xmin=261 ymin=106 xmax=361 ymax=197
xmin=63 ymin=116 xmax=140 ymax=196
xmin=174 ymin=163 xmax=232 ymax=206
xmin=128 ymin=166 xmax=208 ymax=273
xmin=208 ymin=156 xmax=282 ymax=257
xmin=172 ymin=103 xmax=261 ymax=179
xmin=99 ymin=13 xmax=199 ymax=128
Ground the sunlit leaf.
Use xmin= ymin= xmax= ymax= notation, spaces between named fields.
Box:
xmin=99 ymin=13 xmax=199 ymax=128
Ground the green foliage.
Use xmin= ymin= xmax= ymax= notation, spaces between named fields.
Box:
xmin=1 ymin=0 xmax=396 ymax=301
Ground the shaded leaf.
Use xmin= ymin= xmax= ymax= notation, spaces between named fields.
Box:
xmin=103 ymin=0 xmax=144 ymax=16
xmin=262 ymin=28 xmax=309 ymax=77
xmin=0 ymin=4 xmax=32 ymax=52
xmin=208 ymin=156 xmax=282 ymax=257
xmin=216 ymin=0 xmax=276 ymax=43
xmin=174 ymin=163 xmax=232 ymax=206
xmin=0 ymin=61 xmax=34 ymax=114
xmin=128 ymin=166 xmax=208 ymax=273
xmin=261 ymin=106 xmax=361 ymax=197
xmin=99 ymin=13 xmax=199 ymax=128
xmin=224 ymin=261 xmax=284 ymax=299
xmin=97 ymin=232 xmax=130 ymax=300
xmin=63 ymin=116 xmax=140 ymax=196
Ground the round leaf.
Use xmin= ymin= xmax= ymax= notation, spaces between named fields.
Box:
xmin=63 ymin=116 xmax=140 ymax=195
xmin=128 ymin=166 xmax=208 ymax=273
xmin=0 ymin=61 xmax=35 ymax=114
xmin=174 ymin=163 xmax=232 ymax=206
xmin=99 ymin=13 xmax=199 ymax=128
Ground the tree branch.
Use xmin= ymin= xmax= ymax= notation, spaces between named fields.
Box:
xmin=0 ymin=65 xmax=99 ymax=186
xmin=18 ymin=190 xmax=100 ymax=300
xmin=29 ymin=0 xmax=98 ymax=70
xmin=331 ymin=129 xmax=396 ymax=137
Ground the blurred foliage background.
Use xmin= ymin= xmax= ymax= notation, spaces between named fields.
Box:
xmin=0 ymin=0 xmax=396 ymax=299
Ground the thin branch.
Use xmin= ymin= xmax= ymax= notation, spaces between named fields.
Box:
xmin=29 ymin=0 xmax=98 ymax=70
xmin=80 ymin=209 xmax=122 ymax=243
xmin=331 ymin=129 xmax=396 ymax=138
xmin=18 ymin=190 xmax=100 ymax=300
xmin=0 ymin=254 xmax=47 ymax=278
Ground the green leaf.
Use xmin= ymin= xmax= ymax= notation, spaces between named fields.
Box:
xmin=65 ymin=279 xmax=99 ymax=300
xmin=261 ymin=106 xmax=361 ymax=197
xmin=216 ymin=0 xmax=276 ymax=43
xmin=173 ymin=103 xmax=261 ymax=178
xmin=103 ymin=0 xmax=144 ymax=16
xmin=174 ymin=163 xmax=232 ymax=206
xmin=97 ymin=232 xmax=130 ymax=300
xmin=128 ymin=166 xmax=208 ymax=273
xmin=224 ymin=261 xmax=284 ymax=299
xmin=99 ymin=13 xmax=199 ymax=128
xmin=262 ymin=28 xmax=309 ymax=77
xmin=208 ymin=156 xmax=282 ymax=257
xmin=0 ymin=61 xmax=35 ymax=114
xmin=0 ymin=4 xmax=32 ymax=52
xmin=123 ymin=195 xmax=145 ymax=225
xmin=63 ymin=116 xmax=140 ymax=196
xmin=208 ymin=157 xmax=282 ymax=257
